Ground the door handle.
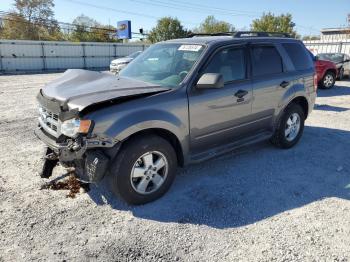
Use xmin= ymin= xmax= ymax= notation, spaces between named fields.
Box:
xmin=280 ymin=81 xmax=290 ymax=88
xmin=234 ymin=90 xmax=248 ymax=99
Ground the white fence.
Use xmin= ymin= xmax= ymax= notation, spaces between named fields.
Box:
xmin=0 ymin=40 xmax=149 ymax=73
xmin=1 ymin=39 xmax=350 ymax=73
xmin=304 ymin=39 xmax=350 ymax=55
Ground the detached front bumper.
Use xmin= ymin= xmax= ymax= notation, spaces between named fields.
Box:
xmin=34 ymin=127 xmax=120 ymax=183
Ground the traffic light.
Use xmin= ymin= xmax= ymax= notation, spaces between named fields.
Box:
xmin=139 ymin=28 xmax=144 ymax=35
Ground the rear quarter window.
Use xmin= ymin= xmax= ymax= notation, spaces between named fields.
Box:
xmin=282 ymin=43 xmax=313 ymax=71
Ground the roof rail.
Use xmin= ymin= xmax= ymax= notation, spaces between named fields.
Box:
xmin=233 ymin=31 xmax=292 ymax=38
xmin=187 ymin=32 xmax=235 ymax=37
xmin=187 ymin=31 xmax=292 ymax=38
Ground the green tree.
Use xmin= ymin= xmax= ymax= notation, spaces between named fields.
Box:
xmin=0 ymin=0 xmax=63 ymax=40
xmin=15 ymin=0 xmax=55 ymax=23
xmin=251 ymin=12 xmax=297 ymax=36
xmin=0 ymin=13 xmax=29 ymax=39
xmin=70 ymin=14 xmax=98 ymax=42
xmin=195 ymin=15 xmax=235 ymax=34
xmin=148 ymin=17 xmax=188 ymax=43
xmin=69 ymin=14 xmax=117 ymax=42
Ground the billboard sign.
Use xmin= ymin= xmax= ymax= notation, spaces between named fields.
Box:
xmin=117 ymin=20 xmax=132 ymax=39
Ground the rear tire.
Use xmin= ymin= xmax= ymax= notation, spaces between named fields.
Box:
xmin=270 ymin=103 xmax=305 ymax=149
xmin=319 ymin=71 xmax=335 ymax=89
xmin=109 ymin=135 xmax=177 ymax=205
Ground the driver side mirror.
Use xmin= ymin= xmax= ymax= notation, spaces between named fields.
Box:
xmin=196 ymin=73 xmax=224 ymax=89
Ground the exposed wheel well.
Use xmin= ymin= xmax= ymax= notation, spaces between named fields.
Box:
xmin=289 ymin=96 xmax=309 ymax=118
xmin=324 ymin=69 xmax=337 ymax=78
xmin=122 ymin=129 xmax=184 ymax=167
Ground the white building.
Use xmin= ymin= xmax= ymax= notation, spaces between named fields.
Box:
xmin=321 ymin=27 xmax=350 ymax=41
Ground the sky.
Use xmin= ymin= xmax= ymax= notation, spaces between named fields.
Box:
xmin=1 ymin=0 xmax=349 ymax=37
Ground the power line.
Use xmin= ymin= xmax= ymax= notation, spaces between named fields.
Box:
xmin=0 ymin=11 xmax=111 ymax=32
xmin=129 ymin=0 xmax=260 ymax=17
xmin=61 ymin=0 xmax=200 ymax=26
xmin=0 ymin=8 xmax=321 ymax=38
xmin=62 ymin=0 xmax=159 ymax=20
xmin=294 ymin=24 xmax=320 ymax=34
xmin=0 ymin=10 xmax=145 ymax=35
xmin=0 ymin=12 xmax=145 ymax=39
xmin=165 ymin=0 xmax=262 ymax=15
xmin=61 ymin=0 xmax=320 ymax=35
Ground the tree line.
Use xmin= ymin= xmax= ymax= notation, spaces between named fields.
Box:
xmin=0 ymin=0 xmax=119 ymax=42
xmin=0 ymin=0 xmax=306 ymax=43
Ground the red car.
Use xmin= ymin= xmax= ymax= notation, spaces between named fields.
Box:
xmin=309 ymin=51 xmax=338 ymax=89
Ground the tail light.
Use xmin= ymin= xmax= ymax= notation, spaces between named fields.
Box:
xmin=313 ymin=73 xmax=318 ymax=91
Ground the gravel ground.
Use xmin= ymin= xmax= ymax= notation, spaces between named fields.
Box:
xmin=0 ymin=73 xmax=349 ymax=262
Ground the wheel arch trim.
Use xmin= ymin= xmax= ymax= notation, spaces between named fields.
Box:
xmin=274 ymin=94 xmax=310 ymax=131
xmin=104 ymin=109 xmax=188 ymax=166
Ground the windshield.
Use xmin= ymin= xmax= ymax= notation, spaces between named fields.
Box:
xmin=119 ymin=43 xmax=205 ymax=87
xmin=317 ymin=53 xmax=344 ymax=63
xmin=127 ymin=51 xmax=142 ymax=59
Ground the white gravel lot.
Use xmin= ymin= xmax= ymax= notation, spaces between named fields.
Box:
xmin=0 ymin=73 xmax=349 ymax=262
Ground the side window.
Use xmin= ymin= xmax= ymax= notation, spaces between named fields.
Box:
xmin=282 ymin=43 xmax=313 ymax=70
xmin=251 ymin=45 xmax=283 ymax=77
xmin=202 ymin=47 xmax=246 ymax=82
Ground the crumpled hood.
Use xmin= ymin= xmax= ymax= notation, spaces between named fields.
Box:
xmin=41 ymin=69 xmax=169 ymax=111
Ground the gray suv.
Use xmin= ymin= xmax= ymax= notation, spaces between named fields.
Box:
xmin=35 ymin=32 xmax=316 ymax=204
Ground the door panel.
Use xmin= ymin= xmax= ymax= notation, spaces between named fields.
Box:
xmin=188 ymin=45 xmax=253 ymax=154
xmin=251 ymin=76 xmax=284 ymax=118
xmin=251 ymin=74 xmax=300 ymax=128
xmin=250 ymin=44 xmax=289 ymax=131
xmin=189 ymin=81 xmax=253 ymax=153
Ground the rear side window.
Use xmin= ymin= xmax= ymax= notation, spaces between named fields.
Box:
xmin=251 ymin=46 xmax=283 ymax=76
xmin=282 ymin=43 xmax=313 ymax=70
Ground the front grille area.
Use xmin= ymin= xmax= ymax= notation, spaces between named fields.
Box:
xmin=38 ymin=107 xmax=60 ymax=138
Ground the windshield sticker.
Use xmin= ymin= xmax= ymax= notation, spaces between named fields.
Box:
xmin=178 ymin=45 xmax=202 ymax=52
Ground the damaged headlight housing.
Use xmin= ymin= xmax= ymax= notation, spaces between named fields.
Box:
xmin=60 ymin=119 xmax=92 ymax=138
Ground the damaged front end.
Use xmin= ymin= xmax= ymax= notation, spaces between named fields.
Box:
xmin=34 ymin=91 xmax=120 ymax=183
xmin=34 ymin=69 xmax=169 ymax=183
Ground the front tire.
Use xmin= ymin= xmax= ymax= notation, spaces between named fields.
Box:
xmin=270 ymin=103 xmax=305 ymax=149
xmin=109 ymin=135 xmax=177 ymax=205
xmin=319 ymin=71 xmax=335 ymax=89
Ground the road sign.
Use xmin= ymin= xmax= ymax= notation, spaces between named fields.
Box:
xmin=117 ymin=20 xmax=132 ymax=39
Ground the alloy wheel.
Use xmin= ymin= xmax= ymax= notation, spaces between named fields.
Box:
xmin=285 ymin=113 xmax=301 ymax=142
xmin=323 ymin=74 xmax=334 ymax=88
xmin=130 ymin=151 xmax=168 ymax=195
